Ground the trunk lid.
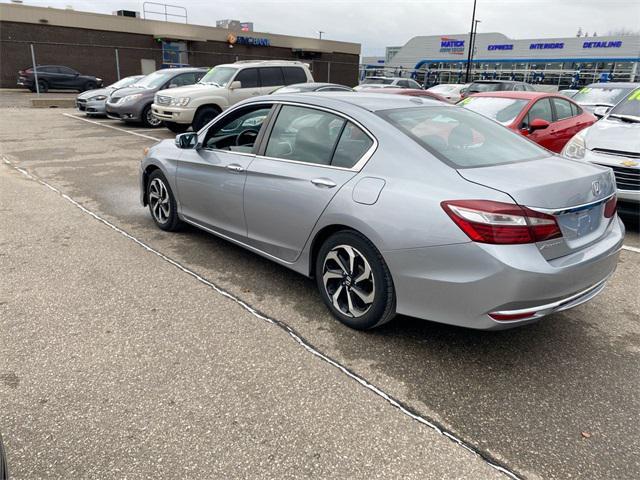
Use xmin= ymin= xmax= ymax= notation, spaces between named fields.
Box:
xmin=457 ymin=156 xmax=616 ymax=259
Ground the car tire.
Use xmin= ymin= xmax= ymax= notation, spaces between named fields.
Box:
xmin=164 ymin=121 xmax=189 ymax=134
xmin=315 ymin=230 xmax=396 ymax=330
xmin=83 ymin=81 xmax=97 ymax=92
xmin=141 ymin=104 xmax=162 ymax=128
xmin=31 ymin=80 xmax=48 ymax=93
xmin=192 ymin=106 xmax=220 ymax=132
xmin=147 ymin=170 xmax=182 ymax=231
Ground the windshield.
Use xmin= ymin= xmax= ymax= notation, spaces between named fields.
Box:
xmin=132 ymin=71 xmax=176 ymax=89
xmin=362 ymin=78 xmax=394 ymax=85
xmin=608 ymin=89 xmax=640 ymax=119
xmin=572 ymin=86 xmax=633 ymax=106
xmin=469 ymin=82 xmax=503 ymax=93
xmin=199 ymin=66 xmax=237 ymax=87
xmin=109 ymin=76 xmax=142 ymax=89
xmin=378 ymin=106 xmax=545 ymax=168
xmin=459 ymin=96 xmax=529 ymax=125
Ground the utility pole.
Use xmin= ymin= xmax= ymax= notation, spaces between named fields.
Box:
xmin=465 ymin=0 xmax=478 ymax=83
xmin=469 ymin=19 xmax=481 ymax=78
xmin=318 ymin=31 xmax=324 ymax=40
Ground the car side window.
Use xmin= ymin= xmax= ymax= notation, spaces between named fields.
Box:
xmin=38 ymin=66 xmax=56 ymax=73
xmin=570 ymin=102 xmax=583 ymax=116
xmin=265 ymin=105 xmax=345 ymax=165
xmin=282 ymin=67 xmax=307 ymax=85
xmin=331 ymin=122 xmax=374 ymax=168
xmin=235 ymin=68 xmax=259 ymax=88
xmin=171 ymin=73 xmax=198 ymax=87
xmin=397 ymin=80 xmax=409 ymax=87
xmin=514 ymin=84 xmax=524 ymax=91
xmin=552 ymin=98 xmax=574 ymax=120
xmin=57 ymin=66 xmax=76 ymax=75
xmin=408 ymin=79 xmax=422 ymax=89
xmin=526 ymin=98 xmax=554 ymax=124
xmin=259 ymin=67 xmax=284 ymax=87
xmin=203 ymin=105 xmax=272 ymax=153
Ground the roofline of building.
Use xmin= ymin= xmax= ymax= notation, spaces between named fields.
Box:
xmin=0 ymin=3 xmax=361 ymax=55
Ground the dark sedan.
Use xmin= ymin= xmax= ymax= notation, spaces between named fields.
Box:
xmin=17 ymin=65 xmax=103 ymax=93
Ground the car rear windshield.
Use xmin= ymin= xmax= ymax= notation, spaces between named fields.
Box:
xmin=608 ymin=88 xmax=640 ymax=119
xmin=572 ymin=86 xmax=633 ymax=106
xmin=362 ymin=78 xmax=394 ymax=85
xmin=378 ymin=106 xmax=546 ymax=168
xmin=199 ymin=66 xmax=237 ymax=87
xmin=468 ymin=82 xmax=503 ymax=93
xmin=459 ymin=96 xmax=529 ymax=125
xmin=428 ymin=84 xmax=457 ymax=93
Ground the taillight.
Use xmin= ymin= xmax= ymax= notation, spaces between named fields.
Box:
xmin=441 ymin=200 xmax=562 ymax=245
xmin=604 ymin=194 xmax=617 ymax=218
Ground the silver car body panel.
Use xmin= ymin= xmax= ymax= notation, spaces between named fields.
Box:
xmin=140 ymin=92 xmax=624 ymax=330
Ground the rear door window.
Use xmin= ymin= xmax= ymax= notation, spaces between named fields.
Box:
xmin=331 ymin=122 xmax=374 ymax=168
xmin=259 ymin=67 xmax=285 ymax=87
xmin=282 ymin=67 xmax=307 ymax=85
xmin=551 ymin=98 xmax=574 ymax=120
xmin=235 ymin=68 xmax=259 ymax=88
xmin=265 ymin=105 xmax=345 ymax=165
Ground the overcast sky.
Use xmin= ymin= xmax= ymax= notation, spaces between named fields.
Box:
xmin=3 ymin=0 xmax=638 ymax=55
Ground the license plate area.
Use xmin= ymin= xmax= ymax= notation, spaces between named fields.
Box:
xmin=555 ymin=203 xmax=606 ymax=248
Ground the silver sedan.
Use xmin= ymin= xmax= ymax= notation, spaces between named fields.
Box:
xmin=140 ymin=92 xmax=624 ymax=330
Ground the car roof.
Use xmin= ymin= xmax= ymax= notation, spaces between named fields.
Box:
xmin=471 ymin=80 xmax=524 ymax=84
xmin=216 ymin=60 xmax=308 ymax=68
xmin=159 ymin=67 xmax=208 ymax=73
xmin=287 ymin=82 xmax=349 ymax=88
xmin=469 ymin=91 xmax=559 ymax=100
xmin=585 ymin=82 xmax=640 ymax=88
xmin=265 ymin=92 xmax=446 ymax=112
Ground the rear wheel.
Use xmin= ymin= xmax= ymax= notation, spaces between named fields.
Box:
xmin=315 ymin=230 xmax=396 ymax=330
xmin=142 ymin=104 xmax=162 ymax=128
xmin=31 ymin=80 xmax=48 ymax=93
xmin=192 ymin=106 xmax=220 ymax=131
xmin=147 ymin=170 xmax=181 ymax=231
xmin=83 ymin=81 xmax=97 ymax=92
xmin=164 ymin=121 xmax=189 ymax=134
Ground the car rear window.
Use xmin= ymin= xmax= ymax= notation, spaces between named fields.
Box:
xmin=378 ymin=106 xmax=546 ymax=168
xmin=468 ymin=82 xmax=503 ymax=93
xmin=283 ymin=67 xmax=307 ymax=85
xmin=459 ymin=96 xmax=529 ymax=125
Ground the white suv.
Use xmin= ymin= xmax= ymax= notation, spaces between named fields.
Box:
xmin=152 ymin=60 xmax=314 ymax=132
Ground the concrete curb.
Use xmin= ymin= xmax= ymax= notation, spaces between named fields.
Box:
xmin=31 ymin=98 xmax=76 ymax=108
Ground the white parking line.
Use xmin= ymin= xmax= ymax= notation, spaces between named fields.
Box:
xmin=622 ymin=245 xmax=640 ymax=253
xmin=1 ymin=155 xmax=522 ymax=480
xmin=63 ymin=113 xmax=162 ymax=141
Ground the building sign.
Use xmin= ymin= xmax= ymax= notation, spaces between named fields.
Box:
xmin=227 ymin=33 xmax=271 ymax=47
xmin=529 ymin=42 xmax=564 ymax=49
xmin=439 ymin=37 xmax=465 ymax=55
xmin=583 ymin=40 xmax=623 ymax=49
xmin=488 ymin=44 xmax=514 ymax=51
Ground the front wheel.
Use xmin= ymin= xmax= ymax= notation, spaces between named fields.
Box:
xmin=147 ymin=170 xmax=181 ymax=231
xmin=164 ymin=121 xmax=189 ymax=134
xmin=141 ymin=104 xmax=162 ymax=128
xmin=315 ymin=230 xmax=396 ymax=330
xmin=192 ymin=106 xmax=220 ymax=132
xmin=83 ymin=81 xmax=97 ymax=92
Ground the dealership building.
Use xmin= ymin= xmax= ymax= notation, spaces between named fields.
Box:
xmin=0 ymin=3 xmax=360 ymax=88
xmin=370 ymin=32 xmax=640 ymax=88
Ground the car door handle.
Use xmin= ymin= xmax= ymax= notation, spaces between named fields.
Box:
xmin=311 ymin=178 xmax=337 ymax=188
xmin=227 ymin=164 xmax=245 ymax=173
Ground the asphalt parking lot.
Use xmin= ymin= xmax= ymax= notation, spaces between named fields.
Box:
xmin=1 ymin=91 xmax=639 ymax=479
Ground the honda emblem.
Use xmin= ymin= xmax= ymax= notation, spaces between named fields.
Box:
xmin=592 ymin=181 xmax=601 ymax=196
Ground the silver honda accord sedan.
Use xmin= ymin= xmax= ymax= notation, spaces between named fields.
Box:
xmin=140 ymin=92 xmax=624 ymax=330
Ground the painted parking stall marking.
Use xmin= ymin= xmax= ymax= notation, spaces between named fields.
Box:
xmin=1 ymin=155 xmax=522 ymax=480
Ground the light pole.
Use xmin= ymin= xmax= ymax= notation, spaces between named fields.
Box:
xmin=464 ymin=0 xmax=478 ymax=83
xmin=469 ymin=19 xmax=481 ymax=81
xmin=318 ymin=31 xmax=324 ymax=40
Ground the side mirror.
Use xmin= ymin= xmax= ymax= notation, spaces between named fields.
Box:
xmin=529 ymin=118 xmax=550 ymax=131
xmin=175 ymin=132 xmax=198 ymax=149
xmin=593 ymin=106 xmax=610 ymax=118
xmin=229 ymin=80 xmax=242 ymax=90
xmin=168 ymin=83 xmax=178 ymax=89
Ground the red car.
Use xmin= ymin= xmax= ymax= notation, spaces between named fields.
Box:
xmin=358 ymin=88 xmax=448 ymax=103
xmin=459 ymin=91 xmax=597 ymax=152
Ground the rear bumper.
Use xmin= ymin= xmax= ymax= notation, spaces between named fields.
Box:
xmin=151 ymin=104 xmax=195 ymax=124
xmin=384 ymin=216 xmax=624 ymax=330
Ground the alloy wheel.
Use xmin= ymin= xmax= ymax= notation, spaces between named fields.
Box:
xmin=146 ymin=108 xmax=161 ymax=127
xmin=149 ymin=178 xmax=170 ymax=224
xmin=322 ymin=244 xmax=375 ymax=317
